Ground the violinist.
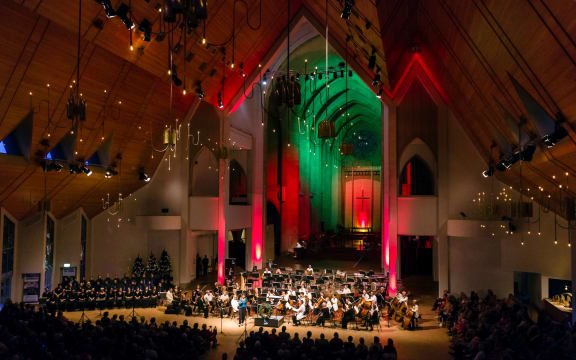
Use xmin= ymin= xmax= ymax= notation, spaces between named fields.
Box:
xmin=292 ymin=300 xmax=306 ymax=326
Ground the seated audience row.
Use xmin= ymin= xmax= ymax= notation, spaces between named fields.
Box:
xmin=0 ymin=301 xmax=215 ymax=359
xmin=227 ymin=326 xmax=398 ymax=360
xmin=435 ymin=290 xmax=576 ymax=360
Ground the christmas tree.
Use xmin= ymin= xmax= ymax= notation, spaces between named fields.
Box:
xmin=146 ymin=253 xmax=159 ymax=278
xmin=132 ymin=255 xmax=145 ymax=278
xmin=159 ymin=249 xmax=172 ymax=282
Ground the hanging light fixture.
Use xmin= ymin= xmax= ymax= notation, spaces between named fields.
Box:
xmin=66 ymin=0 xmax=87 ymax=135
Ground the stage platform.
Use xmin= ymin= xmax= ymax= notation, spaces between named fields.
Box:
xmin=61 ymin=287 xmax=450 ymax=360
xmin=254 ymin=315 xmax=284 ymax=327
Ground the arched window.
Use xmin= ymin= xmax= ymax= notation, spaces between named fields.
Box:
xmin=230 ymin=160 xmax=248 ymax=204
xmin=399 ymin=156 xmax=434 ymax=196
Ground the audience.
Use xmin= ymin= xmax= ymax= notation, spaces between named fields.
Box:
xmin=225 ymin=326 xmax=398 ymax=360
xmin=0 ymin=301 xmax=214 ymax=359
xmin=442 ymin=290 xmax=576 ymax=360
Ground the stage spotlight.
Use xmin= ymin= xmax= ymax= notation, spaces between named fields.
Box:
xmin=262 ymin=73 xmax=267 ymax=85
xmin=341 ymin=0 xmax=354 ymax=20
xmin=96 ymin=0 xmax=116 ymax=18
xmin=139 ymin=170 xmax=151 ymax=182
xmin=138 ymin=19 xmax=152 ymax=42
xmin=116 ymin=3 xmax=134 ymax=30
xmin=542 ymin=124 xmax=568 ymax=148
xmin=368 ymin=46 xmax=376 ymax=70
xmin=105 ymin=167 xmax=118 ymax=178
xmin=218 ymin=92 xmax=224 ymax=109
xmin=482 ymin=166 xmax=494 ymax=178
xmin=80 ymin=165 xmax=92 ymax=176
xmin=69 ymin=164 xmax=82 ymax=174
xmin=43 ymin=161 xmax=63 ymax=172
xmin=376 ymin=88 xmax=383 ymax=99
xmin=519 ymin=144 xmax=536 ymax=162
xmin=195 ymin=82 xmax=205 ymax=99
xmin=372 ymin=73 xmax=381 ymax=87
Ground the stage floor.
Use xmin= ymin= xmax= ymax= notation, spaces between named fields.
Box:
xmin=63 ymin=297 xmax=450 ymax=360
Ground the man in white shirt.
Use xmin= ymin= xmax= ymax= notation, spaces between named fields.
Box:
xmin=263 ymin=268 xmax=272 ymax=276
xmin=330 ymin=295 xmax=339 ymax=312
xmin=219 ymin=292 xmax=229 ymax=316
xmin=306 ymin=265 xmax=314 ymax=275
xmin=203 ymin=290 xmax=214 ymax=318
xmin=292 ymin=300 xmax=306 ymax=326
xmin=396 ymin=290 xmax=408 ymax=304
xmin=166 ymin=288 xmax=174 ymax=305
xmin=368 ymin=291 xmax=378 ymax=311
xmin=410 ymin=299 xmax=420 ymax=328
xmin=339 ymin=285 xmax=352 ymax=295
xmin=230 ymin=294 xmax=239 ymax=316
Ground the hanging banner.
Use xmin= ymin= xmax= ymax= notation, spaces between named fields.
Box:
xmin=22 ymin=273 xmax=41 ymax=303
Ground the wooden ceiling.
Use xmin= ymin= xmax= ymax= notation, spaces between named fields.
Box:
xmin=1 ymin=0 xmax=575 ymax=220
xmin=378 ymin=0 xmax=576 ymax=214
xmin=0 ymin=0 xmax=386 ymax=219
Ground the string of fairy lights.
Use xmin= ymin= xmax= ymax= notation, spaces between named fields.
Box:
xmin=475 ymin=166 xmax=576 ymax=247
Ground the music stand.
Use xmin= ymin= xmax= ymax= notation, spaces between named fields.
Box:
xmin=79 ymin=306 xmax=90 ymax=324
xmin=129 ymin=297 xmax=140 ymax=320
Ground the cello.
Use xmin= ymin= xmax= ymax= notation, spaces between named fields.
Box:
xmin=403 ymin=308 xmax=415 ymax=329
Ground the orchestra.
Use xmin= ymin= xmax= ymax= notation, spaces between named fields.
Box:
xmin=39 ymin=266 xmax=420 ymax=332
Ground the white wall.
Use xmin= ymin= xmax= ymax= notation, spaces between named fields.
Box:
xmin=398 ymin=197 xmax=437 ymax=235
xmin=449 ymin=236 xmax=514 ymax=297
xmin=54 ymin=209 xmax=83 ymax=281
xmin=439 ymin=113 xmax=571 ymax=298
xmin=15 ymin=213 xmax=44 ymax=300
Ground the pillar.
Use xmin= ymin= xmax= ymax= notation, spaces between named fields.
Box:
xmin=382 ymin=102 xmax=398 ymax=294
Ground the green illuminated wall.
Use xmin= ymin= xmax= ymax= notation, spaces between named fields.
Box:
xmin=266 ymin=36 xmax=381 ymax=238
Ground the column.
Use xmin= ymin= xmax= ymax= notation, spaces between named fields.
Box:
xmin=217 ymin=157 xmax=230 ymax=284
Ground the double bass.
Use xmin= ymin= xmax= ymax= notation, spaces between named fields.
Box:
xmin=402 ymin=308 xmax=415 ymax=328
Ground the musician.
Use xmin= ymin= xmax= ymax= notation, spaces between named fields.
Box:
xmin=368 ymin=291 xmax=378 ymax=309
xmin=203 ymin=290 xmax=214 ymax=318
xmin=396 ymin=291 xmax=408 ymax=309
xmin=275 ymin=268 xmax=283 ymax=275
xmin=292 ymin=300 xmax=306 ymax=326
xmin=166 ymin=288 xmax=174 ymax=305
xmin=330 ymin=294 xmax=339 ymax=312
xmin=218 ymin=291 xmax=230 ymax=317
xmin=341 ymin=298 xmax=355 ymax=329
xmin=339 ymin=285 xmax=352 ymax=295
xmin=316 ymin=302 xmax=330 ymax=327
xmin=238 ymin=293 xmax=247 ymax=326
xmin=306 ymin=265 xmax=314 ymax=275
xmin=263 ymin=268 xmax=272 ymax=276
xmin=313 ymin=292 xmax=326 ymax=315
xmin=410 ymin=300 xmax=420 ymax=329
xmin=230 ymin=294 xmax=239 ymax=317
xmin=367 ymin=303 xmax=379 ymax=331
xmin=362 ymin=289 xmax=370 ymax=301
